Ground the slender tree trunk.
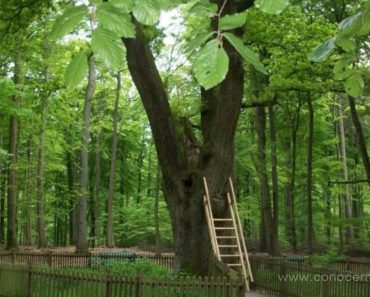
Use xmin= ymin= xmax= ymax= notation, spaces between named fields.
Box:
xmin=106 ymin=72 xmax=121 ymax=248
xmin=307 ymin=95 xmax=314 ymax=254
xmin=76 ymin=55 xmax=96 ymax=253
xmin=284 ymin=102 xmax=300 ymax=252
xmin=92 ymin=134 xmax=102 ymax=247
xmin=337 ymin=98 xmax=353 ymax=242
xmin=7 ymin=53 xmax=23 ymax=250
xmin=23 ymin=134 xmax=33 ymax=245
xmin=0 ymin=131 xmax=5 ymax=244
xmin=66 ymin=148 xmax=76 ymax=245
xmin=268 ymin=105 xmax=279 ymax=255
xmin=36 ymin=96 xmax=48 ymax=248
xmin=348 ymin=96 xmax=370 ymax=188
xmin=136 ymin=144 xmax=144 ymax=204
xmin=255 ymin=106 xmax=274 ymax=254
xmin=154 ymin=162 xmax=161 ymax=253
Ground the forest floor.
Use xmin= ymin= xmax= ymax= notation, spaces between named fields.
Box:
xmin=0 ymin=245 xmax=171 ymax=255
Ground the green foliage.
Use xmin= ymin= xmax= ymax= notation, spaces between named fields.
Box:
xmin=133 ymin=0 xmax=161 ymax=25
xmin=96 ymin=3 xmax=136 ymax=38
xmin=49 ymin=5 xmax=88 ymax=40
xmin=311 ymin=0 xmax=370 ymax=97
xmin=223 ymin=33 xmax=266 ymax=74
xmin=91 ymin=28 xmax=125 ymax=69
xmin=255 ymin=0 xmax=290 ymax=14
xmin=64 ymin=51 xmax=89 ymax=88
xmin=192 ymin=39 xmax=229 ymax=90
xmin=219 ymin=12 xmax=247 ymax=31
xmin=96 ymin=258 xmax=171 ymax=277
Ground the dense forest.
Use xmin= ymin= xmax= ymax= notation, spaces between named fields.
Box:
xmin=0 ymin=0 xmax=370 ymax=276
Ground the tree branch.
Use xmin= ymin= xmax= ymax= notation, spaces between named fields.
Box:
xmin=122 ymin=19 xmax=184 ymax=180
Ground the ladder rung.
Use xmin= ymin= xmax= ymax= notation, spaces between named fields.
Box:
xmin=216 ymin=236 xmax=237 ymax=239
xmin=227 ymin=263 xmax=242 ymax=267
xmin=213 ymin=218 xmax=233 ymax=221
xmin=219 ymin=245 xmax=238 ymax=248
xmin=215 ymin=227 xmax=234 ymax=230
xmin=220 ymin=254 xmax=240 ymax=257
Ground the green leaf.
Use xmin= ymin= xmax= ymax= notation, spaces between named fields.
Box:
xmin=91 ymin=28 xmax=125 ymax=69
xmin=358 ymin=10 xmax=370 ymax=35
xmin=223 ymin=33 xmax=266 ymax=74
xmin=192 ymin=39 xmax=229 ymax=90
xmin=185 ymin=32 xmax=214 ymax=54
xmin=219 ymin=13 xmax=246 ymax=31
xmin=339 ymin=12 xmax=362 ymax=37
xmin=50 ymin=5 xmax=88 ymax=40
xmin=333 ymin=57 xmax=353 ymax=80
xmin=335 ymin=36 xmax=356 ymax=52
xmin=189 ymin=0 xmax=218 ymax=17
xmin=133 ymin=0 xmax=160 ymax=25
xmin=110 ymin=0 xmax=135 ymax=12
xmin=345 ymin=73 xmax=364 ymax=97
xmin=310 ymin=37 xmax=336 ymax=62
xmin=96 ymin=3 xmax=135 ymax=38
xmin=65 ymin=52 xmax=88 ymax=88
xmin=255 ymin=0 xmax=289 ymax=14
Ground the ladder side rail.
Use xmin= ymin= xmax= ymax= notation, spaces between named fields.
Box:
xmin=228 ymin=177 xmax=254 ymax=282
xmin=227 ymin=193 xmax=249 ymax=291
xmin=203 ymin=195 xmax=218 ymax=258
xmin=203 ymin=177 xmax=221 ymax=260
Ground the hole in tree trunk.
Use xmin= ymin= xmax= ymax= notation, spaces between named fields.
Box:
xmin=182 ymin=175 xmax=194 ymax=188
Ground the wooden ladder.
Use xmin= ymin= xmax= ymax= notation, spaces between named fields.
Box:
xmin=203 ymin=177 xmax=253 ymax=291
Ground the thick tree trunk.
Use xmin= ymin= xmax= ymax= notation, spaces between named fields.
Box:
xmin=268 ymin=105 xmax=279 ymax=255
xmin=348 ymin=96 xmax=370 ymax=188
xmin=337 ymin=98 xmax=353 ymax=242
xmin=76 ymin=55 xmax=96 ymax=253
xmin=7 ymin=53 xmax=23 ymax=250
xmin=123 ymin=0 xmax=244 ymax=274
xmin=106 ymin=72 xmax=121 ymax=248
xmin=306 ymin=95 xmax=314 ymax=254
xmin=0 ymin=131 xmax=5 ymax=244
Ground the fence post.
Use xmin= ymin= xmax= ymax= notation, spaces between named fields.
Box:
xmin=27 ymin=263 xmax=33 ymax=297
xmin=11 ymin=249 xmax=15 ymax=264
xmin=105 ymin=271 xmax=112 ymax=297
xmin=135 ymin=273 xmax=142 ymax=297
xmin=321 ymin=269 xmax=329 ymax=297
xmin=48 ymin=251 xmax=53 ymax=267
xmin=280 ymin=259 xmax=288 ymax=296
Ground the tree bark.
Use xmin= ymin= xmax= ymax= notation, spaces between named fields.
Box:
xmin=284 ymin=100 xmax=300 ymax=252
xmin=348 ymin=96 xmax=370 ymax=188
xmin=306 ymin=95 xmax=314 ymax=254
xmin=122 ymin=0 xmax=244 ymax=274
xmin=0 ymin=131 xmax=5 ymax=244
xmin=154 ymin=162 xmax=161 ymax=253
xmin=337 ymin=97 xmax=353 ymax=242
xmin=92 ymin=133 xmax=102 ymax=247
xmin=23 ymin=134 xmax=33 ymax=245
xmin=106 ymin=72 xmax=121 ymax=248
xmin=76 ymin=55 xmax=96 ymax=253
xmin=268 ymin=105 xmax=279 ymax=255
xmin=255 ymin=106 xmax=274 ymax=254
xmin=36 ymin=96 xmax=48 ymax=248
xmin=7 ymin=53 xmax=23 ymax=250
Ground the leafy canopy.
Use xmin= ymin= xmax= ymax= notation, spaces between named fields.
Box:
xmin=50 ymin=0 xmax=289 ymax=89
